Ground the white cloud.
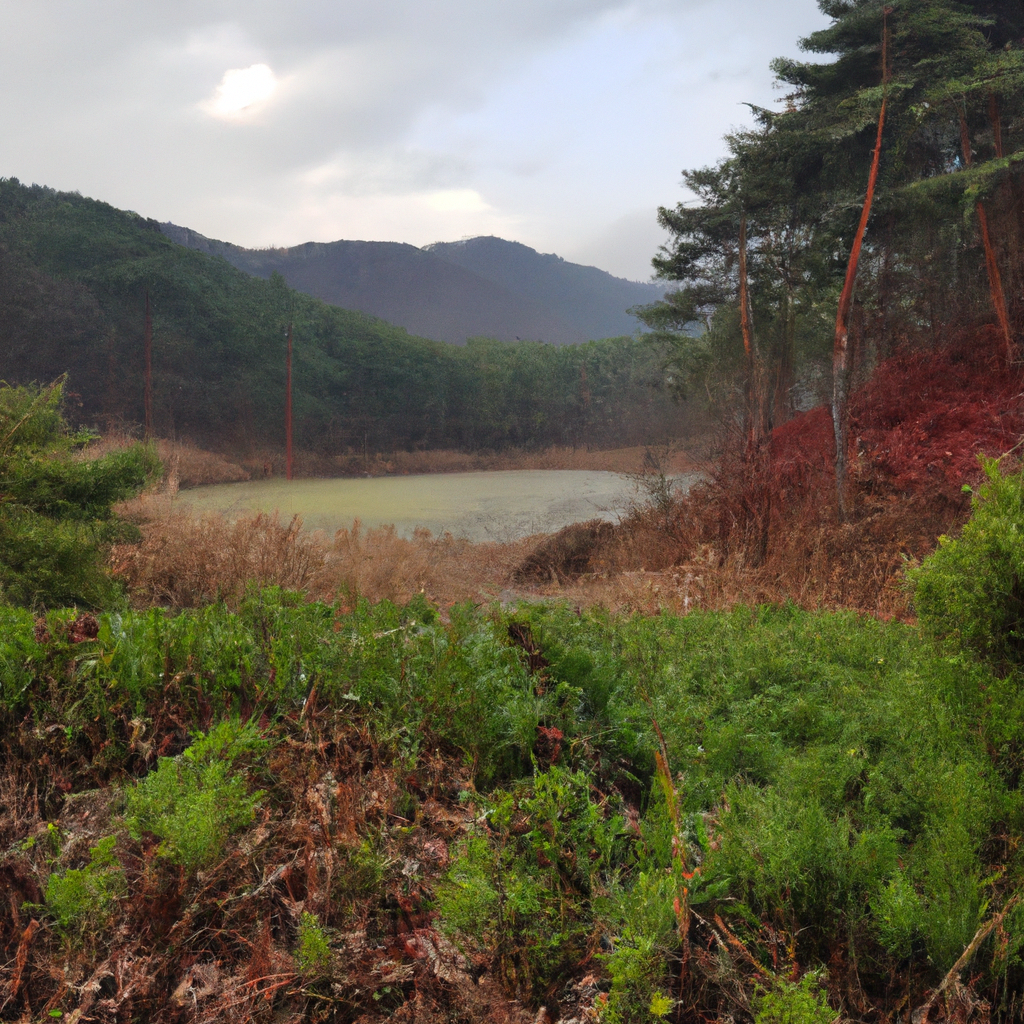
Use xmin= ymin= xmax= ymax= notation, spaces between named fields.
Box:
xmin=0 ymin=0 xmax=831 ymax=278
xmin=201 ymin=63 xmax=278 ymax=119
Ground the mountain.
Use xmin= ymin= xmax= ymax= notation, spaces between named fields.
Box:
xmin=0 ymin=179 xmax=677 ymax=454
xmin=159 ymin=225 xmax=663 ymax=346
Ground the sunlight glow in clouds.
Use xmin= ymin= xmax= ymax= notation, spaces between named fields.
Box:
xmin=202 ymin=63 xmax=277 ymax=118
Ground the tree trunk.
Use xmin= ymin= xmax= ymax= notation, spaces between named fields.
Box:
xmin=285 ymin=323 xmax=294 ymax=481
xmin=960 ymin=110 xmax=1014 ymax=362
xmin=738 ymin=214 xmax=772 ymax=566
xmin=833 ymin=8 xmax=889 ymax=522
xmin=144 ymin=289 xmax=153 ymax=438
xmin=738 ymin=214 xmax=756 ymax=439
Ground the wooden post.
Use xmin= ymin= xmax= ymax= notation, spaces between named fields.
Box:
xmin=104 ymin=327 xmax=117 ymax=428
xmin=285 ymin=323 xmax=293 ymax=481
xmin=144 ymin=289 xmax=153 ymax=438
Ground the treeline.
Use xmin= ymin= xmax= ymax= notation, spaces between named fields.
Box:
xmin=641 ymin=0 xmax=1024 ymax=439
xmin=0 ymin=179 xmax=678 ymax=455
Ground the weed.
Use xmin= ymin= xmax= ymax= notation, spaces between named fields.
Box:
xmin=752 ymin=972 xmax=836 ymax=1024
xmin=295 ymin=911 xmax=332 ymax=975
xmin=124 ymin=719 xmax=266 ymax=871
xmin=438 ymin=765 xmax=623 ymax=1005
xmin=44 ymin=834 xmax=125 ymax=934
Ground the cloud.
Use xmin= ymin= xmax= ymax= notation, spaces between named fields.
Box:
xmin=200 ymin=63 xmax=278 ymax=119
xmin=0 ymin=0 xmax=830 ymax=278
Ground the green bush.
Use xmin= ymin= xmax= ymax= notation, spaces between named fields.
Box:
xmin=0 ymin=380 xmax=157 ymax=608
xmin=295 ymin=911 xmax=332 ymax=975
xmin=753 ymin=972 xmax=836 ymax=1024
xmin=910 ymin=458 xmax=1024 ymax=667
xmin=124 ymin=719 xmax=266 ymax=872
xmin=438 ymin=766 xmax=623 ymax=1006
xmin=45 ymin=835 xmax=125 ymax=934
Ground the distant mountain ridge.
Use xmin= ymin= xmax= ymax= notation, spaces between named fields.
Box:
xmin=159 ymin=225 xmax=663 ymax=346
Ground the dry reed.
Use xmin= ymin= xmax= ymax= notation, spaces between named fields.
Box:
xmin=112 ymin=510 xmax=532 ymax=610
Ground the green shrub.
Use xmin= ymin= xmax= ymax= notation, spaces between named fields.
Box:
xmin=295 ymin=911 xmax=332 ymax=975
xmin=124 ymin=719 xmax=266 ymax=872
xmin=753 ymin=972 xmax=836 ymax=1024
xmin=438 ymin=766 xmax=623 ymax=1006
xmin=45 ymin=835 xmax=125 ymax=934
xmin=0 ymin=380 xmax=158 ymax=609
xmin=910 ymin=459 xmax=1024 ymax=667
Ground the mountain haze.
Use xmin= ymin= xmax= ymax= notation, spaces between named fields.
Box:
xmin=159 ymin=225 xmax=663 ymax=346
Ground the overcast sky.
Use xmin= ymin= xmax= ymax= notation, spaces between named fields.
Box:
xmin=0 ymin=1 xmax=829 ymax=281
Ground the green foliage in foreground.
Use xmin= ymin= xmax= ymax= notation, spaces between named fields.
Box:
xmin=0 ymin=381 xmax=157 ymax=608
xmin=44 ymin=834 xmax=126 ymax=934
xmin=911 ymin=458 xmax=1024 ymax=669
xmin=295 ymin=912 xmax=333 ymax=976
xmin=124 ymin=718 xmax=267 ymax=871
xmin=6 ymin=586 xmax=1024 ymax=1012
xmin=9 ymin=474 xmax=1024 ymax=1013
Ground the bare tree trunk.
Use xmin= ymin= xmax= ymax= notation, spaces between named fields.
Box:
xmin=738 ymin=214 xmax=756 ymax=439
xmin=104 ymin=327 xmax=117 ymax=429
xmin=738 ymin=214 xmax=772 ymax=566
xmin=775 ymin=278 xmax=796 ymax=425
xmin=960 ymin=110 xmax=1015 ymax=362
xmin=144 ymin=289 xmax=153 ymax=438
xmin=286 ymin=323 xmax=294 ymax=481
xmin=989 ymin=91 xmax=1003 ymax=159
xmin=833 ymin=9 xmax=889 ymax=522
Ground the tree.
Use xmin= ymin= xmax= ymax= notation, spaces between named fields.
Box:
xmin=0 ymin=379 xmax=159 ymax=608
xmin=644 ymin=0 xmax=1024 ymax=530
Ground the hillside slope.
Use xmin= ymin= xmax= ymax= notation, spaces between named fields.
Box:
xmin=0 ymin=179 xmax=677 ymax=455
xmin=161 ymin=224 xmax=662 ymax=345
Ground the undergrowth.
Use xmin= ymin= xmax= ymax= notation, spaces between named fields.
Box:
xmin=5 ymin=462 xmax=1024 ymax=1021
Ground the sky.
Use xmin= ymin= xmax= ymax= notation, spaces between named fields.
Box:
xmin=0 ymin=1 xmax=830 ymax=281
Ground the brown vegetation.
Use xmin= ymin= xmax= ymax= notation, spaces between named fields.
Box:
xmin=112 ymin=513 xmax=532 ymax=611
xmin=0 ymin=706 xmax=544 ymax=1024
xmin=518 ymin=324 xmax=1023 ymax=618
xmin=238 ymin=442 xmax=701 ymax=480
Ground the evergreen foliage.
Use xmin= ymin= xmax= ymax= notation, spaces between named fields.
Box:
xmin=124 ymin=718 xmax=267 ymax=871
xmin=43 ymin=834 xmax=126 ymax=935
xmin=640 ymin=0 xmax=1024 ymax=423
xmin=0 ymin=178 xmax=677 ymax=454
xmin=911 ymin=457 xmax=1024 ymax=667
xmin=0 ymin=380 xmax=157 ymax=608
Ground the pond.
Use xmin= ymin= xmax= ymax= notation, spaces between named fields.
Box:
xmin=173 ymin=470 xmax=700 ymax=542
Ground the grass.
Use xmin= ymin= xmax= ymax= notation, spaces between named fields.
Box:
xmin=110 ymin=510 xmax=532 ymax=609
xmin=3 ymin=583 xmax=1024 ymax=1021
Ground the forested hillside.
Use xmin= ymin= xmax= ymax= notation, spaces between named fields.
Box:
xmin=161 ymin=226 xmax=662 ymax=346
xmin=0 ymin=179 xmax=677 ymax=454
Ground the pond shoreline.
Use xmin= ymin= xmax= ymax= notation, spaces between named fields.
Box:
xmin=169 ymin=468 xmax=704 ymax=543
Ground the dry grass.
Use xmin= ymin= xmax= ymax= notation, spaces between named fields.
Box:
xmin=240 ymin=442 xmax=702 ymax=479
xmin=112 ymin=510 xmax=533 ymax=610
xmin=85 ymin=430 xmax=250 ymax=489
xmin=530 ymin=486 xmax=969 ymax=620
xmin=111 ymin=465 xmax=963 ymax=621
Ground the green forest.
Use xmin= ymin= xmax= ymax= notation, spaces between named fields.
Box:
xmin=4 ymin=0 xmax=1024 ymax=1022
xmin=0 ymin=179 xmax=677 ymax=455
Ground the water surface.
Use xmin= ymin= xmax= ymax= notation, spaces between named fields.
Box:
xmin=174 ymin=470 xmax=693 ymax=542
